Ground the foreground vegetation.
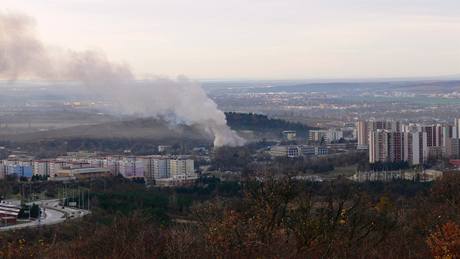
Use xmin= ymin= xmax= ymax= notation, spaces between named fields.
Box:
xmin=1 ymin=173 xmax=460 ymax=258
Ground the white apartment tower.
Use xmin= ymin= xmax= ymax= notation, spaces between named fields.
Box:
xmin=369 ymin=130 xmax=389 ymax=163
xmin=454 ymin=118 xmax=460 ymax=139
xmin=403 ymin=131 xmax=428 ymax=165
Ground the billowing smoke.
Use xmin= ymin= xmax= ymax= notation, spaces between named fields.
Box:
xmin=0 ymin=12 xmax=245 ymax=147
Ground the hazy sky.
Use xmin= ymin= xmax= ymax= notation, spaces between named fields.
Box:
xmin=3 ymin=0 xmax=460 ymax=80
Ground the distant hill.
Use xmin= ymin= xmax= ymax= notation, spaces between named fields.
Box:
xmin=213 ymin=80 xmax=460 ymax=94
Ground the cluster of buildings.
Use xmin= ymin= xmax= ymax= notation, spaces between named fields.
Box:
xmin=357 ymin=119 xmax=460 ymax=165
xmin=283 ymin=126 xmax=356 ymax=144
xmin=274 ymin=125 xmax=357 ymax=158
xmin=0 ymin=151 xmax=197 ymax=186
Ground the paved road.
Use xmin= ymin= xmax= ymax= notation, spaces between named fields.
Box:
xmin=0 ymin=199 xmax=90 ymax=232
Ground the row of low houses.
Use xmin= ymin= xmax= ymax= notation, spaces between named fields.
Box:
xmin=101 ymin=156 xmax=196 ymax=184
xmin=269 ymin=145 xmax=329 ymax=158
xmin=283 ymin=127 xmax=357 ymax=143
xmin=349 ymin=169 xmax=444 ymax=183
xmin=308 ymin=128 xmax=356 ymax=143
xmin=0 ymin=202 xmax=21 ymax=225
xmin=0 ymin=154 xmax=197 ymax=186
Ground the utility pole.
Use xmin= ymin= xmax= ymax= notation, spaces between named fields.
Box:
xmin=88 ymin=178 xmax=91 ymax=211
xmin=64 ymin=184 xmax=67 ymax=206
xmin=21 ymin=184 xmax=24 ymax=203
xmin=87 ymin=189 xmax=90 ymax=210
xmin=81 ymin=187 xmax=84 ymax=210
xmin=78 ymin=187 xmax=80 ymax=209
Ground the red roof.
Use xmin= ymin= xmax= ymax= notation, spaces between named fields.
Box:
xmin=450 ymin=159 xmax=460 ymax=167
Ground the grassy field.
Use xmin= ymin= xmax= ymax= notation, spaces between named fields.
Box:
xmin=323 ymin=165 xmax=357 ymax=178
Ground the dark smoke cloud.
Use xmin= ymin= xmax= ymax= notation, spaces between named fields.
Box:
xmin=0 ymin=12 xmax=245 ymax=146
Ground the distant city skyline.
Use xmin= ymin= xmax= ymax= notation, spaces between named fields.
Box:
xmin=3 ymin=0 xmax=460 ymax=80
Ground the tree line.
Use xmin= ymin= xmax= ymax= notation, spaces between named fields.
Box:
xmin=1 ymin=173 xmax=460 ymax=257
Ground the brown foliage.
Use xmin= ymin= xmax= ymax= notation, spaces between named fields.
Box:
xmin=6 ymin=174 xmax=460 ymax=258
xmin=428 ymin=221 xmax=460 ymax=258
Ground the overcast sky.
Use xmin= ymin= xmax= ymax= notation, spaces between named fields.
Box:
xmin=3 ymin=0 xmax=460 ymax=80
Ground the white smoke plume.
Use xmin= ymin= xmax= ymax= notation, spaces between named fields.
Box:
xmin=0 ymin=12 xmax=245 ymax=147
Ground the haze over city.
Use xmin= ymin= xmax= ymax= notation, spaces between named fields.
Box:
xmin=3 ymin=0 xmax=460 ymax=79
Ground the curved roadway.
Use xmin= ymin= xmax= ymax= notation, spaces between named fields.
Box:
xmin=0 ymin=199 xmax=90 ymax=232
